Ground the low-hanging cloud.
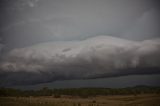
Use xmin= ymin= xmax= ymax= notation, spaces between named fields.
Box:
xmin=0 ymin=35 xmax=160 ymax=86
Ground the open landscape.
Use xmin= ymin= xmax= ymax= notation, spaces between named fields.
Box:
xmin=0 ymin=94 xmax=160 ymax=106
xmin=0 ymin=86 xmax=160 ymax=106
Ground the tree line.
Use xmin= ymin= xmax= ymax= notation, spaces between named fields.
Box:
xmin=0 ymin=85 xmax=160 ymax=98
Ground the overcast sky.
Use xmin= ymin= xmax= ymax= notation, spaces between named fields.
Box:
xmin=0 ymin=0 xmax=160 ymax=49
xmin=0 ymin=0 xmax=160 ymax=87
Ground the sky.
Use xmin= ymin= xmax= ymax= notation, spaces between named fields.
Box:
xmin=0 ymin=0 xmax=160 ymax=88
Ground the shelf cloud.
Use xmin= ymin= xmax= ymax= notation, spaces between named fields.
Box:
xmin=0 ymin=35 xmax=160 ymax=86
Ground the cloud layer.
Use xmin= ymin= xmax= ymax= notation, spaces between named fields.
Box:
xmin=1 ymin=0 xmax=160 ymax=49
xmin=0 ymin=35 xmax=160 ymax=86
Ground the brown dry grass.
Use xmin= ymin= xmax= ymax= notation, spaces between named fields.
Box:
xmin=0 ymin=94 xmax=160 ymax=106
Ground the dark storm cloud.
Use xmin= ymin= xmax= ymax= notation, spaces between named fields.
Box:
xmin=0 ymin=36 xmax=160 ymax=86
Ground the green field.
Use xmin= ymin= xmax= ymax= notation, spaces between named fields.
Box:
xmin=0 ymin=94 xmax=160 ymax=106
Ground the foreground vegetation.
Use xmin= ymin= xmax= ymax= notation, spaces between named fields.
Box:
xmin=0 ymin=86 xmax=160 ymax=106
xmin=0 ymin=94 xmax=160 ymax=106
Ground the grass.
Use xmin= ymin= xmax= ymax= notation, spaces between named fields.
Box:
xmin=0 ymin=94 xmax=160 ymax=106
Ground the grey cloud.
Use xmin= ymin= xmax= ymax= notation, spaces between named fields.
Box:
xmin=0 ymin=44 xmax=4 ymax=52
xmin=0 ymin=35 xmax=160 ymax=86
xmin=122 ymin=8 xmax=160 ymax=40
xmin=1 ymin=0 xmax=159 ymax=50
xmin=0 ymin=38 xmax=4 ymax=54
